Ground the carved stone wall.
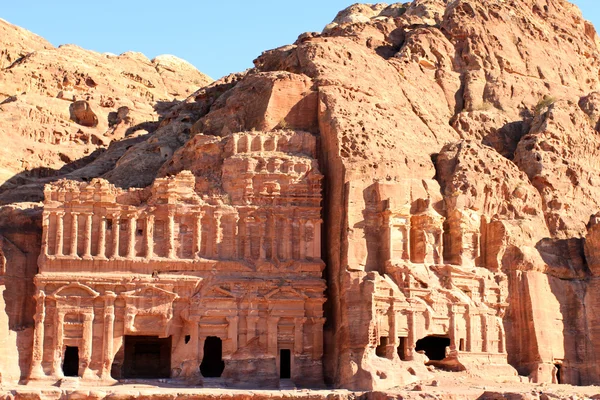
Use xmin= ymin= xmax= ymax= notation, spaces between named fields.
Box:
xmin=30 ymin=131 xmax=326 ymax=387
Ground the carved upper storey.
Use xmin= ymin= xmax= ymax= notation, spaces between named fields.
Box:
xmin=39 ymin=131 xmax=324 ymax=275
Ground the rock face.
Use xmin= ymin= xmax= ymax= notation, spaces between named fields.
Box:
xmin=2 ymin=0 xmax=600 ymax=394
xmin=0 ymin=17 xmax=212 ymax=203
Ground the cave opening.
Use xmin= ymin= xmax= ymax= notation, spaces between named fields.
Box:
xmin=123 ymin=335 xmax=172 ymax=379
xmin=555 ymin=363 xmax=562 ymax=384
xmin=200 ymin=336 xmax=225 ymax=378
xmin=397 ymin=337 xmax=408 ymax=361
xmin=280 ymin=349 xmax=291 ymax=379
xmin=376 ymin=337 xmax=389 ymax=358
xmin=415 ymin=335 xmax=451 ymax=361
xmin=62 ymin=346 xmax=79 ymax=377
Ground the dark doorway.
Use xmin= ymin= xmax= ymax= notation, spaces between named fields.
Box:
xmin=415 ymin=336 xmax=451 ymax=361
xmin=200 ymin=336 xmax=225 ymax=378
xmin=376 ymin=337 xmax=389 ymax=358
xmin=397 ymin=337 xmax=407 ymax=361
xmin=555 ymin=363 xmax=562 ymax=384
xmin=63 ymin=346 xmax=79 ymax=377
xmin=280 ymin=349 xmax=291 ymax=379
xmin=123 ymin=336 xmax=172 ymax=379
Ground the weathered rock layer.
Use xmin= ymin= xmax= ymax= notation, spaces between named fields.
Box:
xmin=2 ymin=0 xmax=600 ymax=394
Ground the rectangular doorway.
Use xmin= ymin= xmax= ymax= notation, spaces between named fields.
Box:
xmin=123 ymin=336 xmax=171 ymax=379
xmin=63 ymin=346 xmax=79 ymax=377
xmin=280 ymin=349 xmax=291 ymax=379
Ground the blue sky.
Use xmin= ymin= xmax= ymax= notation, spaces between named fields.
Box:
xmin=2 ymin=1 xmax=598 ymax=80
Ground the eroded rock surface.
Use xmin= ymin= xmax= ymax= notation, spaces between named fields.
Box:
xmin=2 ymin=0 xmax=600 ymax=395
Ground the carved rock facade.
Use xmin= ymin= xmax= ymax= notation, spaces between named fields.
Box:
xmin=30 ymin=131 xmax=325 ymax=387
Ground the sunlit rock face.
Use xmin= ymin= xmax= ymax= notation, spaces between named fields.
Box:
xmin=2 ymin=0 xmax=600 ymax=393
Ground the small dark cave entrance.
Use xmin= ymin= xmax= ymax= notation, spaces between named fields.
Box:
xmin=397 ymin=337 xmax=408 ymax=361
xmin=123 ymin=335 xmax=172 ymax=379
xmin=62 ymin=346 xmax=79 ymax=377
xmin=415 ymin=336 xmax=451 ymax=361
xmin=200 ymin=336 xmax=225 ymax=378
xmin=280 ymin=349 xmax=291 ymax=379
xmin=555 ymin=363 xmax=562 ymax=384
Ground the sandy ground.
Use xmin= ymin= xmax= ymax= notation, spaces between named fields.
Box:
xmin=2 ymin=372 xmax=600 ymax=399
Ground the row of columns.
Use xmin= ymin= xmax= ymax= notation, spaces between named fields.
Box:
xmin=29 ymin=291 xmax=117 ymax=381
xmin=182 ymin=312 xmax=324 ymax=376
xmin=459 ymin=307 xmax=503 ymax=354
xmin=45 ymin=210 xmax=322 ymax=262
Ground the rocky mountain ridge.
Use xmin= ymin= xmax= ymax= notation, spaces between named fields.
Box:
xmin=2 ymin=1 xmax=600 ymax=398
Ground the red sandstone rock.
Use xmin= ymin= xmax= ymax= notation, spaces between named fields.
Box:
xmin=2 ymin=0 xmax=600 ymax=395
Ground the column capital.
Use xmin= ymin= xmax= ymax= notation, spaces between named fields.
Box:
xmin=103 ymin=291 xmax=117 ymax=301
xmin=34 ymin=289 xmax=46 ymax=301
xmin=83 ymin=312 xmax=94 ymax=322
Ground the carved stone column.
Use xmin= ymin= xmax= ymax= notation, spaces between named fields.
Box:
xmin=145 ymin=214 xmax=155 ymax=258
xmin=299 ymin=218 xmax=307 ymax=260
xmin=193 ymin=211 xmax=203 ymax=258
xmin=294 ymin=317 xmax=306 ymax=354
xmin=101 ymin=292 xmax=116 ymax=379
xmin=314 ymin=219 xmax=322 ymax=259
xmin=213 ymin=210 xmax=222 ymax=258
xmin=237 ymin=213 xmax=245 ymax=260
xmin=402 ymin=226 xmax=411 ymax=260
xmin=257 ymin=216 xmax=266 ymax=260
xmin=127 ymin=215 xmax=137 ymax=259
xmin=41 ymin=212 xmax=50 ymax=257
xmin=227 ymin=316 xmax=239 ymax=353
xmin=189 ymin=318 xmax=200 ymax=373
xmin=83 ymin=213 xmax=93 ymax=259
xmin=111 ymin=214 xmax=120 ymax=259
xmin=283 ymin=217 xmax=292 ymax=260
xmin=268 ymin=214 xmax=276 ymax=261
xmin=267 ymin=316 xmax=280 ymax=356
xmin=389 ymin=305 xmax=398 ymax=347
xmin=465 ymin=306 xmax=473 ymax=352
xmin=55 ymin=211 xmax=65 ymax=256
xmin=406 ymin=311 xmax=416 ymax=361
xmin=97 ymin=215 xmax=107 ymax=259
xmin=232 ymin=215 xmax=240 ymax=259
xmin=482 ymin=314 xmax=490 ymax=353
xmin=244 ymin=216 xmax=252 ymax=259
xmin=81 ymin=312 xmax=94 ymax=378
xmin=247 ymin=314 xmax=259 ymax=343
xmin=312 ymin=317 xmax=325 ymax=360
xmin=167 ymin=211 xmax=176 ymax=259
xmin=70 ymin=212 xmax=79 ymax=257
xmin=52 ymin=310 xmax=66 ymax=378
xmin=29 ymin=290 xmax=46 ymax=380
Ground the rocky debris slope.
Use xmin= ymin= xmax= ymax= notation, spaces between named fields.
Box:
xmin=2 ymin=0 xmax=600 ymax=393
xmin=0 ymin=18 xmax=212 ymax=202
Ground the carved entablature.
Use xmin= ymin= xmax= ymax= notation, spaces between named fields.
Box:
xmin=123 ymin=286 xmax=178 ymax=337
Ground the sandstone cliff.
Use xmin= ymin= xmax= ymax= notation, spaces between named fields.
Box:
xmin=0 ymin=18 xmax=212 ymax=382
xmin=2 ymin=0 xmax=600 ymax=395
